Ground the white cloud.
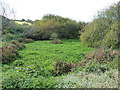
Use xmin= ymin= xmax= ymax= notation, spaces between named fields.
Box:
xmin=2 ymin=0 xmax=119 ymax=22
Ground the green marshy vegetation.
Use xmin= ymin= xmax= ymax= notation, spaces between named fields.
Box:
xmin=1 ymin=2 xmax=119 ymax=88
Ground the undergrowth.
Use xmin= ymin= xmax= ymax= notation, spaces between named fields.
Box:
xmin=2 ymin=39 xmax=118 ymax=88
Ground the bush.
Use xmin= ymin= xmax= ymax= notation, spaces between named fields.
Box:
xmin=54 ymin=61 xmax=74 ymax=75
xmin=80 ymin=18 xmax=112 ymax=47
xmin=50 ymin=33 xmax=62 ymax=44
xmin=1 ymin=41 xmax=25 ymax=64
xmin=51 ymin=39 xmax=62 ymax=44
xmin=84 ymin=48 xmax=119 ymax=63
xmin=80 ymin=3 xmax=119 ymax=48
xmin=10 ymin=40 xmax=26 ymax=50
xmin=19 ymin=38 xmax=34 ymax=43
xmin=1 ymin=45 xmax=19 ymax=64
xmin=2 ymin=18 xmax=31 ymax=42
xmin=31 ymin=14 xmax=82 ymax=40
xmin=102 ymin=22 xmax=119 ymax=49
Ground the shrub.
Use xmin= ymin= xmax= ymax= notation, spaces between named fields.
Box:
xmin=31 ymin=14 xmax=82 ymax=40
xmin=84 ymin=48 xmax=119 ymax=63
xmin=51 ymin=39 xmax=62 ymax=44
xmin=1 ymin=41 xmax=25 ymax=64
xmin=19 ymin=38 xmax=34 ymax=43
xmin=50 ymin=33 xmax=62 ymax=44
xmin=80 ymin=18 xmax=111 ymax=47
xmin=54 ymin=61 xmax=74 ymax=75
xmin=102 ymin=22 xmax=119 ymax=49
xmin=10 ymin=40 xmax=25 ymax=50
xmin=80 ymin=3 xmax=119 ymax=48
xmin=2 ymin=45 xmax=19 ymax=64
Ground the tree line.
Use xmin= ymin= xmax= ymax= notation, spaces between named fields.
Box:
xmin=1 ymin=1 xmax=119 ymax=49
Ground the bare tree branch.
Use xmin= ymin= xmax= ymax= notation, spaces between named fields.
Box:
xmin=0 ymin=1 xmax=16 ymax=19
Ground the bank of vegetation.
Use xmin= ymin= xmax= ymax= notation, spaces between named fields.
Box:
xmin=1 ymin=2 xmax=119 ymax=88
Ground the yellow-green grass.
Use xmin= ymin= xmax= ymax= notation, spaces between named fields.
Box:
xmin=15 ymin=21 xmax=32 ymax=25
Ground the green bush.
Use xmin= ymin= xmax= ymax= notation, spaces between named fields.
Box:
xmin=102 ymin=22 xmax=119 ymax=49
xmin=2 ymin=16 xmax=32 ymax=42
xmin=50 ymin=33 xmax=62 ymax=44
xmin=80 ymin=3 xmax=119 ymax=48
xmin=31 ymin=14 xmax=83 ymax=40
xmin=80 ymin=18 xmax=112 ymax=47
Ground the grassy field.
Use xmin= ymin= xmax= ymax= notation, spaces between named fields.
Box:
xmin=15 ymin=21 xmax=32 ymax=25
xmin=2 ymin=39 xmax=118 ymax=88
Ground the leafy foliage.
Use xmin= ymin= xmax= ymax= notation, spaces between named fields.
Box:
xmin=31 ymin=14 xmax=83 ymax=40
xmin=50 ymin=33 xmax=62 ymax=44
xmin=102 ymin=22 xmax=119 ymax=49
xmin=2 ymin=39 xmax=119 ymax=88
xmin=1 ymin=2 xmax=119 ymax=88
xmin=2 ymin=16 xmax=32 ymax=42
xmin=80 ymin=18 xmax=112 ymax=47
xmin=80 ymin=3 xmax=119 ymax=48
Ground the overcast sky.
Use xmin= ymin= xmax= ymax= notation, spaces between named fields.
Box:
xmin=2 ymin=0 xmax=119 ymax=22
